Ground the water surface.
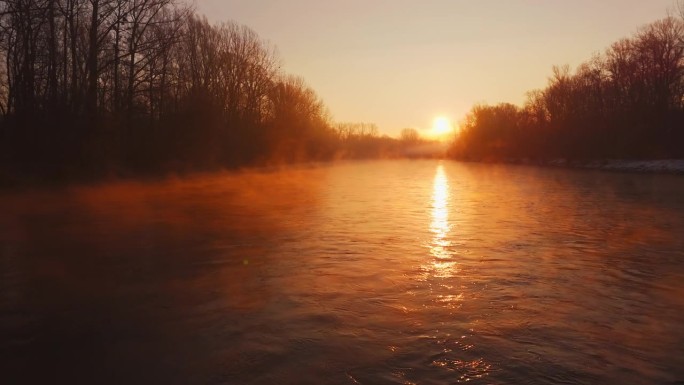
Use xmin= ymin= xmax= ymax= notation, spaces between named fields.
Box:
xmin=2 ymin=160 xmax=684 ymax=384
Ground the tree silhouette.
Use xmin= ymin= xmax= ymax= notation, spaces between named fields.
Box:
xmin=450 ymin=17 xmax=684 ymax=161
xmin=0 ymin=1 xmax=386 ymax=182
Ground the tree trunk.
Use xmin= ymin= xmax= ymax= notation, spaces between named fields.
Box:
xmin=47 ymin=0 xmax=58 ymax=112
xmin=87 ymin=0 xmax=99 ymax=118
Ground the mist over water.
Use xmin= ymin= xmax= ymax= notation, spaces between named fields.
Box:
xmin=2 ymin=160 xmax=684 ymax=384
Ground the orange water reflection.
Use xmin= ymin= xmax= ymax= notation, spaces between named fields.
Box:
xmin=428 ymin=164 xmax=458 ymax=278
xmin=3 ymin=161 xmax=684 ymax=384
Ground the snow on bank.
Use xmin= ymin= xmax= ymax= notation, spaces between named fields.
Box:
xmin=547 ymin=159 xmax=684 ymax=174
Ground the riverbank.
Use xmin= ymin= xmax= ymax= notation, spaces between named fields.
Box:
xmin=545 ymin=159 xmax=684 ymax=174
xmin=468 ymin=158 xmax=684 ymax=175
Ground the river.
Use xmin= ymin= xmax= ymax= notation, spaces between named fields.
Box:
xmin=2 ymin=160 xmax=684 ymax=384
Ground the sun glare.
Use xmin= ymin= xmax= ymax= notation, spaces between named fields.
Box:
xmin=432 ymin=117 xmax=453 ymax=136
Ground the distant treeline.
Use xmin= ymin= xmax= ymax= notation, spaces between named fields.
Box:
xmin=449 ymin=16 xmax=684 ymax=161
xmin=0 ymin=1 xmax=434 ymax=183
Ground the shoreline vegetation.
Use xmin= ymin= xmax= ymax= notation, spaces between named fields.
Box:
xmin=0 ymin=2 xmax=683 ymax=188
xmin=0 ymin=1 xmax=441 ymax=187
xmin=446 ymin=14 xmax=684 ymax=165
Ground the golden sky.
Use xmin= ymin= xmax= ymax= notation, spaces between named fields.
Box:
xmin=195 ymin=0 xmax=676 ymax=136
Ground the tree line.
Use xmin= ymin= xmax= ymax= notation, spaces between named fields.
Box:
xmin=0 ymin=0 xmax=426 ymax=183
xmin=449 ymin=15 xmax=684 ymax=161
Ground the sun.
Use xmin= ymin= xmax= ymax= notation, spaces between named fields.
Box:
xmin=432 ymin=116 xmax=453 ymax=136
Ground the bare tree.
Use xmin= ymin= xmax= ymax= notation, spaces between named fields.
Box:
xmin=399 ymin=128 xmax=419 ymax=143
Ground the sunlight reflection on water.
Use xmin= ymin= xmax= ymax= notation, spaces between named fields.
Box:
xmin=420 ymin=163 xmax=487 ymax=382
xmin=428 ymin=163 xmax=458 ymax=278
xmin=431 ymin=163 xmax=450 ymax=242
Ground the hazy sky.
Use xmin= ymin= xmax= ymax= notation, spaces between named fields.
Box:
xmin=195 ymin=0 xmax=677 ymax=136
